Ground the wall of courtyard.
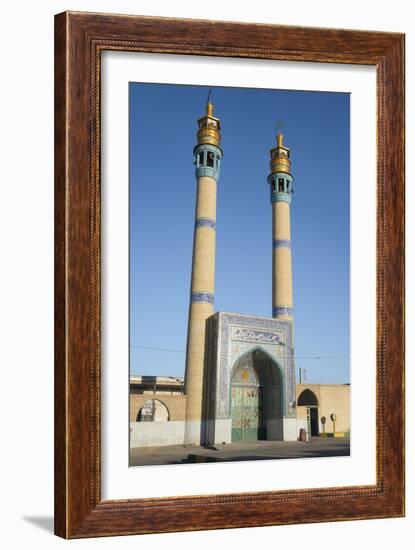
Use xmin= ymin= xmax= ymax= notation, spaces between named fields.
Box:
xmin=296 ymin=384 xmax=350 ymax=434
xmin=130 ymin=393 xmax=187 ymax=422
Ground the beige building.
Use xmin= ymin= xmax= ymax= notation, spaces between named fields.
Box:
xmin=296 ymin=384 xmax=350 ymax=436
xmin=130 ymin=376 xmax=188 ymax=448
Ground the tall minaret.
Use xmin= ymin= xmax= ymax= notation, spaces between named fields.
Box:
xmin=184 ymin=95 xmax=223 ymax=444
xmin=267 ymin=131 xmax=294 ymax=320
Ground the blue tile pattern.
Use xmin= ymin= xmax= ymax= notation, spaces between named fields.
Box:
xmin=272 ymin=306 xmax=293 ymax=317
xmin=196 ymin=166 xmax=220 ymax=180
xmin=273 ymin=239 xmax=291 ymax=248
xmin=195 ymin=217 xmax=216 ymax=230
xmin=191 ymin=291 xmax=214 ymax=305
xmin=270 ymin=191 xmax=292 ymax=204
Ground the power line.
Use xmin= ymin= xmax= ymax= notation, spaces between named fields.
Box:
xmin=130 ymin=343 xmax=349 ymax=360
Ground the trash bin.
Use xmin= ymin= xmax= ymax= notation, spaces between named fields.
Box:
xmin=299 ymin=428 xmax=310 ymax=442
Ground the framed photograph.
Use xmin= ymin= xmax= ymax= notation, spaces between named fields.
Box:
xmin=54 ymin=11 xmax=405 ymax=538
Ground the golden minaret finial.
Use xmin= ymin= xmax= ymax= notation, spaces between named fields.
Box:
xmin=197 ymin=90 xmax=221 ymax=147
xmin=270 ymin=126 xmax=291 ymax=174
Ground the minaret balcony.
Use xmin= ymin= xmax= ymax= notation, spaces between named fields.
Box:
xmin=268 ymin=172 xmax=293 ymax=203
xmin=194 ymin=142 xmax=223 ymax=181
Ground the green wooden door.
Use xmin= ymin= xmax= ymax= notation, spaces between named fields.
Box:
xmin=231 ymin=386 xmax=264 ymax=441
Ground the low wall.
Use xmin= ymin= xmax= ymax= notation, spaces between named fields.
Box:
xmin=130 ymin=421 xmax=185 ymax=448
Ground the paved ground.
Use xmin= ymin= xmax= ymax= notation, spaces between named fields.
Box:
xmin=130 ymin=436 xmax=350 ymax=467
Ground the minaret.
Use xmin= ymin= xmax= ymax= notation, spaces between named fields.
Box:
xmin=267 ymin=132 xmax=294 ymax=320
xmin=184 ymin=95 xmax=223 ymax=445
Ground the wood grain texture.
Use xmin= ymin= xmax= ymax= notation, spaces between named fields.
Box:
xmin=54 ymin=11 xmax=405 ymax=539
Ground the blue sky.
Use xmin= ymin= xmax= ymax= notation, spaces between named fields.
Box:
xmin=129 ymin=83 xmax=350 ymax=384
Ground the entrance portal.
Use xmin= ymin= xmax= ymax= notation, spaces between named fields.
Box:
xmin=230 ymin=348 xmax=283 ymax=442
xmin=231 ymin=385 xmax=263 ymax=441
xmin=298 ymin=389 xmax=319 ymax=437
xmin=306 ymin=407 xmax=319 ymax=436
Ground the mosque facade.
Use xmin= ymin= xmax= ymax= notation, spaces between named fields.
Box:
xmin=130 ymin=99 xmax=349 ymax=449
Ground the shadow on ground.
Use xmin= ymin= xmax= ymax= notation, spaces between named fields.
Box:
xmin=181 ymin=442 xmax=350 ymax=463
xmin=22 ymin=516 xmax=54 ymax=533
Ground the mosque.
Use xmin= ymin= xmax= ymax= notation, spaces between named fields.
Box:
xmin=130 ymin=98 xmax=350 ymax=450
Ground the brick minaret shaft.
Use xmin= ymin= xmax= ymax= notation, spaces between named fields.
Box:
xmin=268 ymin=132 xmax=294 ymax=321
xmin=184 ymin=99 xmax=223 ymax=444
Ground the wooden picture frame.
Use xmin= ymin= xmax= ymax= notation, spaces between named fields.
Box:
xmin=54 ymin=11 xmax=405 ymax=538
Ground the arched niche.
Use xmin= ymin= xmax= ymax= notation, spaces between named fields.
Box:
xmin=297 ymin=388 xmax=318 ymax=407
xmin=137 ymin=399 xmax=170 ymax=422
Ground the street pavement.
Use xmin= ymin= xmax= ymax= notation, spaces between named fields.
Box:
xmin=130 ymin=436 xmax=350 ymax=467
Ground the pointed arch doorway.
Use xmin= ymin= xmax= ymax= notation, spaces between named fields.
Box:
xmin=230 ymin=348 xmax=284 ymax=441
